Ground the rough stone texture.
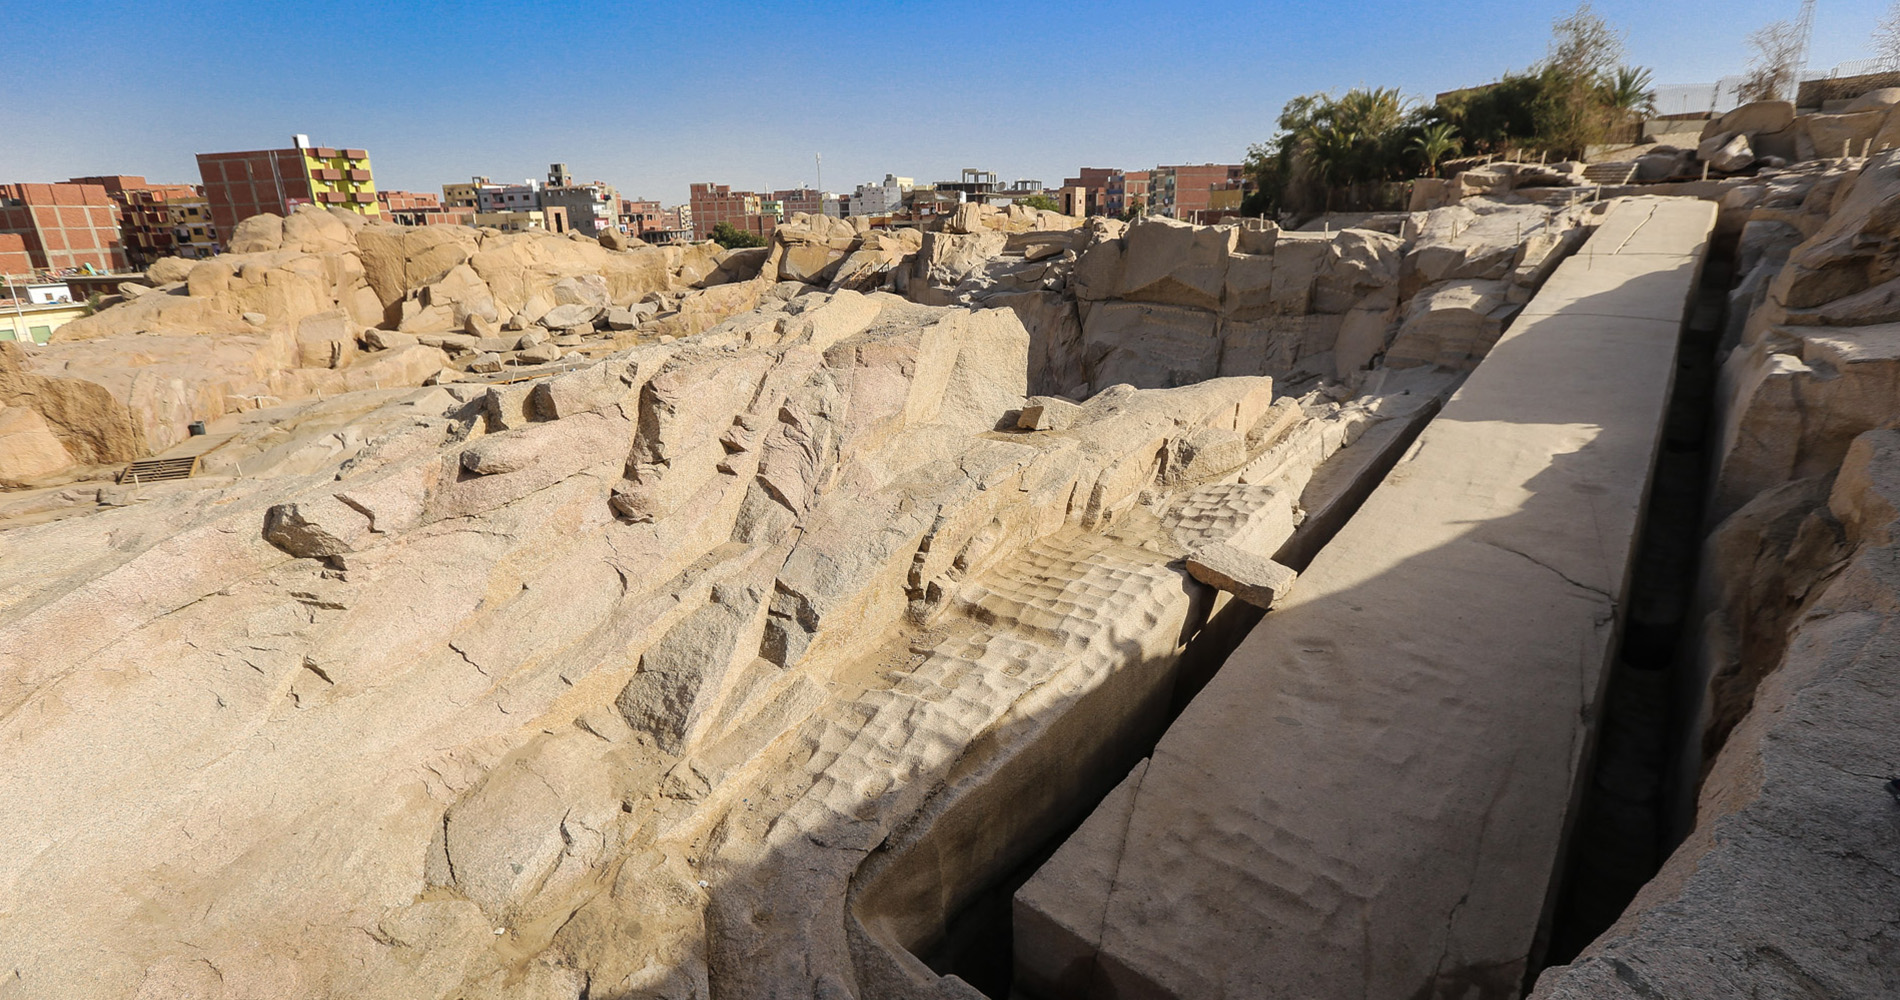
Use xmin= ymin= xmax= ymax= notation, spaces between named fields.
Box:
xmin=1016 ymin=198 xmax=1716 ymax=999
xmin=1183 ymin=543 xmax=1296 ymax=608
xmin=0 ymin=204 xmax=749 ymax=486
xmin=1700 ymin=100 xmax=1797 ymax=142
xmin=1018 ymin=395 xmax=1081 ymax=431
xmin=1529 ymin=429 xmax=1900 ymax=1000
xmin=1714 ymin=150 xmax=1900 ymax=521
xmin=1709 ymin=132 xmax=1757 ymax=173
xmin=29 ymin=174 xmax=1867 ymax=1000
xmin=1518 ymin=147 xmax=1900 ymax=1000
xmin=1 ymin=248 xmax=1436 ymax=1000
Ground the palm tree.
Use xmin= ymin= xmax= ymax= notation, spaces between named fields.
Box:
xmin=1411 ymin=122 xmax=1462 ymax=177
xmin=1308 ymin=128 xmax=1361 ymax=212
xmin=1601 ymin=66 xmax=1656 ymax=118
xmin=1334 ymin=88 xmax=1408 ymax=150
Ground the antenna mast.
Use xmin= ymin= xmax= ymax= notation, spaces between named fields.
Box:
xmin=1792 ymin=0 xmax=1817 ymax=82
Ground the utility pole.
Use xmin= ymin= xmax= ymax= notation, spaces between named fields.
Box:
xmin=4 ymin=272 xmax=23 ymax=341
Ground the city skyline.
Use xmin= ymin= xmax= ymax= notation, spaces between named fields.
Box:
xmin=4 ymin=0 xmax=1894 ymax=204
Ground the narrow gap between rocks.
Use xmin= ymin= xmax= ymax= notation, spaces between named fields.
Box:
xmin=917 ymin=393 xmax=1441 ymax=999
xmin=1532 ymin=229 xmax=1737 ymax=978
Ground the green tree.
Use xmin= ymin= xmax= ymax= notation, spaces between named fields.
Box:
xmin=709 ymin=222 xmax=766 ymax=250
xmin=1431 ymin=73 xmax=1547 ymax=153
xmin=1247 ymin=86 xmax=1415 ymax=215
xmin=1017 ymin=193 xmax=1062 ymax=213
xmin=1534 ymin=2 xmax=1628 ymax=157
xmin=1411 ymin=122 xmax=1463 ymax=177
xmin=1601 ymin=65 xmax=1657 ymax=118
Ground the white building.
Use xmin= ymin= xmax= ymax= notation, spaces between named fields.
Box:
xmin=475 ymin=180 xmax=540 ymax=214
xmin=848 ymin=174 xmax=914 ymax=217
xmin=23 ymin=282 xmax=73 ymax=305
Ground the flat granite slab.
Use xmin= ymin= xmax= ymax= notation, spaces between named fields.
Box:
xmin=1014 ymin=197 xmax=1718 ymax=1000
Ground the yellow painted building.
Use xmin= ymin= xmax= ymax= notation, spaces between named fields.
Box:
xmin=301 ymin=144 xmax=381 ymax=218
xmin=168 ymin=195 xmax=220 ymax=258
xmin=0 ymin=301 xmax=88 ymax=343
xmin=443 ymin=177 xmax=488 ymax=209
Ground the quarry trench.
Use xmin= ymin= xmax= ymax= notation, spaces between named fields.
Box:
xmin=19 ymin=168 xmax=1876 ymax=999
xmin=865 ymin=387 xmax=1444 ymax=999
xmin=1536 ymin=227 xmax=1736 ymax=973
xmin=862 ymin=199 xmax=1733 ymax=1000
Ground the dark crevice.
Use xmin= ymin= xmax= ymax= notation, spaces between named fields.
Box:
xmin=1533 ymin=232 xmax=1737 ymax=975
xmin=920 ymin=395 xmax=1441 ymax=998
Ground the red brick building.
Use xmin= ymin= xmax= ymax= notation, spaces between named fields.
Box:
xmin=1151 ymin=163 xmax=1246 ymax=220
xmin=0 ymin=182 xmax=128 ymax=272
xmin=620 ymin=198 xmax=665 ymax=235
xmin=196 ymin=140 xmax=378 ymax=236
xmin=689 ymin=183 xmax=774 ymax=240
xmin=67 ymin=176 xmax=202 ymax=266
xmin=195 ymin=148 xmax=311 ymax=235
xmin=377 ymin=189 xmax=441 ymax=212
xmin=773 ymin=188 xmax=825 ymax=219
xmin=1062 ymin=167 xmax=1119 ymax=216
xmin=0 ymin=233 xmax=33 ymax=276
xmin=376 ymin=190 xmax=474 ymax=227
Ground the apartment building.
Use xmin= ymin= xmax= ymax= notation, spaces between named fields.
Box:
xmin=620 ymin=198 xmax=664 ymax=235
xmin=1148 ymin=163 xmax=1246 ymax=220
xmin=1105 ymin=169 xmax=1150 ymax=216
xmin=1062 ymin=168 xmax=1119 ymax=216
xmin=936 ymin=168 xmax=999 ymax=203
xmin=475 ymin=181 xmax=539 ymax=214
xmin=0 ymin=233 xmax=33 ymax=275
xmin=905 ymin=187 xmax=962 ymax=222
xmin=378 ymin=190 xmax=441 ymax=212
xmin=442 ymin=177 xmax=487 ymax=209
xmin=196 ymin=135 xmax=380 ymax=235
xmin=378 ymin=190 xmax=472 ymax=227
xmin=688 ymin=183 xmax=774 ymax=240
xmin=65 ymin=175 xmax=200 ymax=266
xmin=847 ymin=174 xmax=912 ymax=217
xmin=0 ymin=181 xmax=128 ymax=272
xmin=538 ymin=164 xmax=617 ymax=237
xmin=773 ymin=188 xmax=825 ymax=219
xmin=168 ymin=193 xmax=219 ymax=257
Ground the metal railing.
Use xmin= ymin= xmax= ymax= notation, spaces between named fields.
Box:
xmin=1822 ymin=57 xmax=1896 ymax=79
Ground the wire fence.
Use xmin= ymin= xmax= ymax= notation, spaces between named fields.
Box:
xmin=1652 ymin=60 xmax=1900 ymax=119
xmin=1822 ymin=57 xmax=1896 ymax=79
xmin=1651 ymin=76 xmax=1749 ymax=117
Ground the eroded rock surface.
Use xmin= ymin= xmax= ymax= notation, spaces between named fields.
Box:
xmin=0 ymin=242 xmax=1463 ymax=1000
xmin=29 ymin=183 xmax=1838 ymax=1000
xmin=1015 ymin=198 xmax=1719 ymax=999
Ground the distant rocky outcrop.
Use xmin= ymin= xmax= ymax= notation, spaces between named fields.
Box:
xmin=0 ymin=206 xmax=768 ymax=488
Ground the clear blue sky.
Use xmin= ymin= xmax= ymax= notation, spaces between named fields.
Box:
xmin=1 ymin=0 xmax=1887 ymax=206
